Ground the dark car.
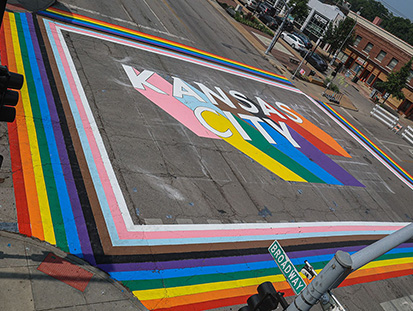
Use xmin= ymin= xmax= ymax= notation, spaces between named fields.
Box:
xmin=293 ymin=32 xmax=313 ymax=49
xmin=257 ymin=2 xmax=277 ymax=16
xmin=300 ymin=50 xmax=328 ymax=72
xmin=274 ymin=15 xmax=293 ymax=32
xmin=258 ymin=14 xmax=278 ymax=30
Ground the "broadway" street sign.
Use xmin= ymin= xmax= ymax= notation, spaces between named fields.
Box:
xmin=268 ymin=240 xmax=306 ymax=294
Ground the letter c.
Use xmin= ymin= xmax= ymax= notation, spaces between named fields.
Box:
xmin=194 ymin=106 xmax=232 ymax=138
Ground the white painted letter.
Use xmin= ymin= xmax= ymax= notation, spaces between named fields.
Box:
xmin=229 ymin=90 xmax=259 ymax=113
xmin=239 ymin=114 xmax=276 ymax=144
xmin=264 ymin=118 xmax=300 ymax=148
xmin=172 ymin=77 xmax=206 ymax=102
xmin=256 ymin=97 xmax=286 ymax=118
xmin=122 ymin=65 xmax=167 ymax=94
xmin=194 ymin=106 xmax=232 ymax=138
xmin=195 ymin=83 xmax=236 ymax=108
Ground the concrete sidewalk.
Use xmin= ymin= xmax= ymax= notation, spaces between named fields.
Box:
xmin=0 ymin=231 xmax=148 ymax=311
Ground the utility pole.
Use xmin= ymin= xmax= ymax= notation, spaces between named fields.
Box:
xmin=285 ymin=222 xmax=413 ymax=311
xmin=265 ymin=0 xmax=292 ymax=55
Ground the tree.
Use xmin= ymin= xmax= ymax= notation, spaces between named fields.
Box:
xmin=289 ymin=0 xmax=309 ymax=21
xmin=375 ymin=58 xmax=413 ymax=104
xmin=323 ymin=17 xmax=356 ymax=56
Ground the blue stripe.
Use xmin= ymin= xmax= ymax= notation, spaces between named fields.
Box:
xmin=21 ymin=14 xmax=82 ymax=254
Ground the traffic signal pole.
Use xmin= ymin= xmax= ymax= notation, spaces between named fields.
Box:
xmin=286 ymin=222 xmax=413 ymax=311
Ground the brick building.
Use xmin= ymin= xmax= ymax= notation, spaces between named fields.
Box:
xmin=340 ymin=11 xmax=413 ymax=119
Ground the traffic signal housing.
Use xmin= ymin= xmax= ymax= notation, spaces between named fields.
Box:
xmin=239 ymin=282 xmax=289 ymax=311
xmin=0 ymin=65 xmax=24 ymax=123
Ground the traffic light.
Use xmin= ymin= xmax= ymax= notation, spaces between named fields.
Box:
xmin=239 ymin=282 xmax=289 ymax=311
xmin=0 ymin=65 xmax=24 ymax=123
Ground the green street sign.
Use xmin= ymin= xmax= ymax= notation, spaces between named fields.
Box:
xmin=268 ymin=240 xmax=306 ymax=294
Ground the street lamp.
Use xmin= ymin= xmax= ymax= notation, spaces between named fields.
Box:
xmin=265 ymin=0 xmax=293 ymax=55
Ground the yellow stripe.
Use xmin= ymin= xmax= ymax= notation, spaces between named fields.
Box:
xmin=133 ymin=274 xmax=293 ymax=301
xmin=358 ymin=257 xmax=413 ymax=270
xmin=9 ymin=14 xmax=56 ymax=244
xmin=134 ymin=257 xmax=413 ymax=301
xmin=203 ymin=111 xmax=306 ymax=182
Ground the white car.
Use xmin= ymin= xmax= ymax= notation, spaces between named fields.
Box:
xmin=281 ymin=32 xmax=305 ymax=50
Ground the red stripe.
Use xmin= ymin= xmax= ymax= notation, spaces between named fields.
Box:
xmin=152 ymin=289 xmax=295 ymax=311
xmin=0 ymin=15 xmax=32 ymax=236
xmin=340 ymin=268 xmax=413 ymax=287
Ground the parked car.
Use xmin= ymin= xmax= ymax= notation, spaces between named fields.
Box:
xmin=246 ymin=0 xmax=259 ymax=11
xmin=292 ymin=31 xmax=313 ymax=49
xmin=258 ymin=14 xmax=278 ymax=30
xmin=300 ymin=50 xmax=328 ymax=72
xmin=225 ymin=6 xmax=236 ymax=17
xmin=257 ymin=2 xmax=277 ymax=16
xmin=274 ymin=15 xmax=293 ymax=32
xmin=281 ymin=32 xmax=305 ymax=50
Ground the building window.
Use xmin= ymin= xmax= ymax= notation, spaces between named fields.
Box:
xmin=408 ymin=70 xmax=413 ymax=83
xmin=387 ymin=58 xmax=398 ymax=70
xmin=376 ymin=50 xmax=387 ymax=62
xmin=354 ymin=35 xmax=362 ymax=47
xmin=367 ymin=74 xmax=376 ymax=85
xmin=363 ymin=42 xmax=373 ymax=53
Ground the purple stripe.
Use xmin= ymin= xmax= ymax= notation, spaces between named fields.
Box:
xmin=27 ymin=14 xmax=95 ymax=265
xmin=98 ymin=242 xmax=413 ymax=273
xmin=290 ymin=127 xmax=364 ymax=187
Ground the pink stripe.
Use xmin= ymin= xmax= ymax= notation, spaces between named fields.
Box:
xmin=51 ymin=23 xmax=132 ymax=237
xmin=50 ymin=22 xmax=404 ymax=243
xmin=131 ymin=68 xmax=219 ymax=138
xmin=117 ymin=224 xmax=404 ymax=240
xmin=57 ymin=24 xmax=300 ymax=93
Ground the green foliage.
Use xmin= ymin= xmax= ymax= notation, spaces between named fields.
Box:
xmin=323 ymin=17 xmax=356 ymax=53
xmin=324 ymin=77 xmax=340 ymax=93
xmin=234 ymin=12 xmax=274 ymax=36
xmin=375 ymin=58 xmax=413 ymax=101
xmin=345 ymin=0 xmax=413 ymax=46
xmin=289 ymin=0 xmax=309 ymax=21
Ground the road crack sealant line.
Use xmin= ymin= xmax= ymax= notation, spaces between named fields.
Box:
xmin=2 ymin=8 xmax=413 ymax=311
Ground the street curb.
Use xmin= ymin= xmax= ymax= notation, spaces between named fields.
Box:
xmin=0 ymin=230 xmax=149 ymax=310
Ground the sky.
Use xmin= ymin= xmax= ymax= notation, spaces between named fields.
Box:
xmin=376 ymin=0 xmax=413 ymax=21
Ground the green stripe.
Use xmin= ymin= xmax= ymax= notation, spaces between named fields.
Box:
xmin=122 ymin=267 xmax=281 ymax=291
xmin=235 ymin=114 xmax=325 ymax=183
xmin=16 ymin=14 xmax=68 ymax=251
xmin=124 ymin=253 xmax=413 ymax=291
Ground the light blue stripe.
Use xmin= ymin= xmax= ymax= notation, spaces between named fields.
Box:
xmin=21 ymin=14 xmax=81 ymax=254
xmin=110 ymin=247 xmax=413 ymax=281
xmin=110 ymin=230 xmax=397 ymax=247
xmin=44 ymin=20 xmax=120 ymax=243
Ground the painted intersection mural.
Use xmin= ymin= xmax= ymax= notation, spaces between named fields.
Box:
xmin=1 ymin=7 xmax=413 ymax=311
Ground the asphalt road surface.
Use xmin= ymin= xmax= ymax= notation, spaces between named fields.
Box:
xmin=1 ymin=1 xmax=413 ymax=310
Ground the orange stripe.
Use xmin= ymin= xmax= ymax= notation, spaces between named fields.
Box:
xmin=347 ymin=262 xmax=413 ymax=279
xmin=140 ymin=281 xmax=293 ymax=310
xmin=3 ymin=13 xmax=44 ymax=239
xmin=140 ymin=262 xmax=413 ymax=310
xmin=0 ymin=15 xmax=31 ymax=236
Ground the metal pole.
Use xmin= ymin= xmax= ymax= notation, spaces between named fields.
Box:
xmin=265 ymin=5 xmax=292 ymax=55
xmin=330 ymin=12 xmax=360 ymax=65
xmin=286 ymin=222 xmax=413 ymax=311
xmin=291 ymin=37 xmax=323 ymax=80
xmin=286 ymin=251 xmax=352 ymax=311
xmin=352 ymin=222 xmax=413 ymax=270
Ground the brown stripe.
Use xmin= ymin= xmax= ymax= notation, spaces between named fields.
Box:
xmin=37 ymin=16 xmax=388 ymax=258
xmin=104 ymin=234 xmax=386 ymax=256
xmin=37 ymin=16 xmax=112 ymax=252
